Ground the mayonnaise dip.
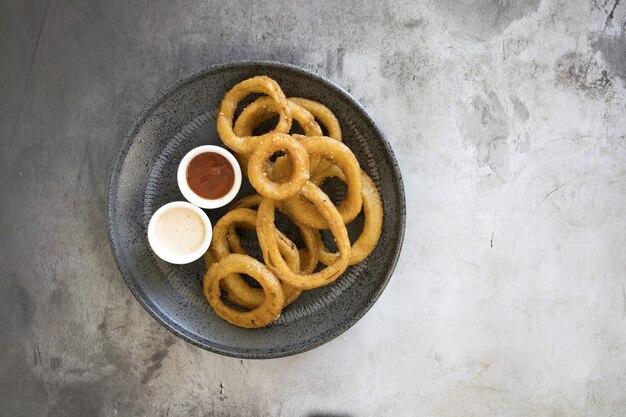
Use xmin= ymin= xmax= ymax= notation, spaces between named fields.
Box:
xmin=147 ymin=201 xmax=212 ymax=264
xmin=154 ymin=207 xmax=205 ymax=255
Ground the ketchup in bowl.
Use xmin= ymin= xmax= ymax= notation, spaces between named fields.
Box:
xmin=177 ymin=145 xmax=242 ymax=209
xmin=186 ymin=152 xmax=235 ymax=200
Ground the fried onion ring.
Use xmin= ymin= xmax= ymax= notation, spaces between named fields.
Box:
xmin=283 ymin=136 xmax=362 ymax=228
xmin=257 ymin=182 xmax=350 ymax=290
xmin=269 ymin=137 xmax=324 ymax=180
xmin=228 ymin=197 xmax=319 ymax=275
xmin=288 ymin=97 xmax=342 ymax=141
xmin=203 ymin=254 xmax=284 ymax=328
xmin=286 ymin=100 xmax=342 ymax=192
xmin=247 ymin=133 xmax=310 ymax=200
xmin=219 ymin=209 xmax=302 ymax=307
xmin=211 ymin=208 xmax=301 ymax=309
xmin=233 ymin=97 xmax=324 ymax=181
xmin=267 ymin=155 xmax=291 ymax=182
xmin=231 ymin=193 xmax=263 ymax=210
xmin=234 ymin=96 xmax=322 ymax=137
xmin=234 ymin=152 xmax=291 ymax=182
xmin=204 ymin=248 xmax=218 ymax=270
xmin=314 ymin=166 xmax=383 ymax=265
xmin=217 ymin=76 xmax=292 ymax=153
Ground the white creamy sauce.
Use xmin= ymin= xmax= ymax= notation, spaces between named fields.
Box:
xmin=155 ymin=207 xmax=205 ymax=255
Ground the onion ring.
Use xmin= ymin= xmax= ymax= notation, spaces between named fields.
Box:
xmin=268 ymin=155 xmax=292 ymax=182
xmin=204 ymin=248 xmax=218 ymax=270
xmin=203 ymin=254 xmax=284 ymax=328
xmin=288 ymin=97 xmax=342 ymax=141
xmin=233 ymin=97 xmax=323 ymax=181
xmin=210 ymin=208 xmax=301 ymax=308
xmin=234 ymin=96 xmax=322 ymax=137
xmin=314 ymin=166 xmax=383 ymax=265
xmin=268 ymin=137 xmax=324 ymax=180
xmin=257 ymin=182 xmax=350 ymax=290
xmin=219 ymin=209 xmax=302 ymax=306
xmin=228 ymin=197 xmax=319 ymax=275
xmin=247 ymin=133 xmax=310 ymax=200
xmin=224 ymin=224 xmax=302 ymax=307
xmin=283 ymin=136 xmax=362 ymax=228
xmin=235 ymin=152 xmax=291 ymax=182
xmin=289 ymin=95 xmax=342 ymax=174
xmin=231 ymin=193 xmax=263 ymax=210
xmin=217 ymin=76 xmax=292 ymax=154
xmin=227 ymin=194 xmax=263 ymax=256
xmin=232 ymin=97 xmax=340 ymax=181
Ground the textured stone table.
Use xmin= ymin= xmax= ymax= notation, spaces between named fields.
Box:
xmin=2 ymin=0 xmax=625 ymax=415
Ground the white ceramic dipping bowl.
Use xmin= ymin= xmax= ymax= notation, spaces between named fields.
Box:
xmin=147 ymin=201 xmax=212 ymax=264
xmin=177 ymin=145 xmax=242 ymax=209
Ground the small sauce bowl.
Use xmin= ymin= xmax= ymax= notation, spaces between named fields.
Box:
xmin=147 ymin=201 xmax=212 ymax=264
xmin=177 ymin=145 xmax=242 ymax=209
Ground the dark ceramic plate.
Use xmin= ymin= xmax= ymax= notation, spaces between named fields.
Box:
xmin=107 ymin=61 xmax=405 ymax=359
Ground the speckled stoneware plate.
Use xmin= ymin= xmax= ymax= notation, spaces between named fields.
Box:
xmin=107 ymin=61 xmax=405 ymax=358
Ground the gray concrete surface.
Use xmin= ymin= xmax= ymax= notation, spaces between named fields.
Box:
xmin=1 ymin=0 xmax=626 ymax=415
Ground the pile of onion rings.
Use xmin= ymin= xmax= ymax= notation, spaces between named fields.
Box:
xmin=203 ymin=75 xmax=383 ymax=328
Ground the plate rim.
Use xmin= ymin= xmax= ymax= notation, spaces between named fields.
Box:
xmin=106 ymin=60 xmax=406 ymax=359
